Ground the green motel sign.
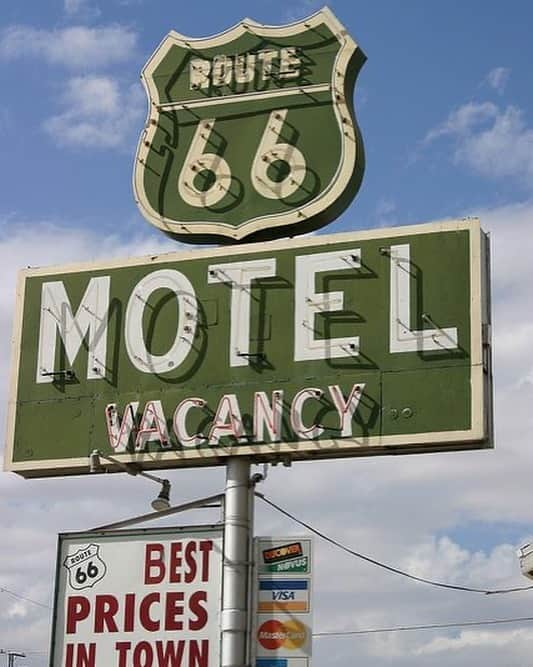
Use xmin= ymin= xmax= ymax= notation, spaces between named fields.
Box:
xmin=133 ymin=8 xmax=365 ymax=243
xmin=5 ymin=220 xmax=492 ymax=478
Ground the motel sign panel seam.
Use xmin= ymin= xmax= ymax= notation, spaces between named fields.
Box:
xmin=133 ymin=8 xmax=365 ymax=243
xmin=4 ymin=219 xmax=492 ymax=478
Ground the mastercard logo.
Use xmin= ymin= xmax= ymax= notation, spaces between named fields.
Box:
xmin=257 ymin=619 xmax=307 ymax=650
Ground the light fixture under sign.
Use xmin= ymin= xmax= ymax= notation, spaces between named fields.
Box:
xmin=89 ymin=449 xmax=172 ymax=512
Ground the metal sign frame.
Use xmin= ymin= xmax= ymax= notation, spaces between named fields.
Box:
xmin=5 ymin=219 xmax=492 ymax=478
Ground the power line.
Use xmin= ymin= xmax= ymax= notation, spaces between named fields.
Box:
xmin=313 ymin=615 xmax=533 ymax=637
xmin=0 ymin=587 xmax=50 ymax=610
xmin=0 ymin=650 xmax=47 ymax=655
xmin=257 ymin=493 xmax=533 ymax=595
xmin=2 ymin=617 xmax=532 ymax=657
xmin=2 ymin=616 xmax=532 ymax=658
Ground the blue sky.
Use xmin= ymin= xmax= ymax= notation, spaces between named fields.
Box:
xmin=1 ymin=1 xmax=533 ymax=665
xmin=1 ymin=0 xmax=531 ymax=234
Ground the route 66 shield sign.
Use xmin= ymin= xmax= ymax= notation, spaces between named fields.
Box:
xmin=134 ymin=8 xmax=365 ymax=244
xmin=63 ymin=544 xmax=107 ymax=590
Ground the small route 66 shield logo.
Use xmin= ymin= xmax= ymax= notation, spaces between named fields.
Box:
xmin=63 ymin=544 xmax=107 ymax=590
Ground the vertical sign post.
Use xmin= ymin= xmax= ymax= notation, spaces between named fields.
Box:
xmin=221 ymin=458 xmax=253 ymax=667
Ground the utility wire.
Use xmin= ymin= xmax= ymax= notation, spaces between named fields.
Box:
xmin=3 ymin=617 xmax=533 ymax=658
xmin=0 ymin=587 xmax=50 ymax=609
xmin=257 ymin=493 xmax=533 ymax=595
xmin=313 ymin=615 xmax=533 ymax=637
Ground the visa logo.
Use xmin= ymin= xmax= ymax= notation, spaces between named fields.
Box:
xmin=272 ymin=591 xmax=295 ymax=600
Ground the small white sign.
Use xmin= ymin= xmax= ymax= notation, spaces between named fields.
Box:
xmin=254 ymin=538 xmax=313 ymax=666
xmin=63 ymin=544 xmax=107 ymax=590
xmin=51 ymin=526 xmax=223 ymax=667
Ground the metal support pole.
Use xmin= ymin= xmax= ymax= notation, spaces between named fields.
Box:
xmin=221 ymin=457 xmax=252 ymax=667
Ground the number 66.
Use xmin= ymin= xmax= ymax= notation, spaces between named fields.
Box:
xmin=178 ymin=108 xmax=306 ymax=207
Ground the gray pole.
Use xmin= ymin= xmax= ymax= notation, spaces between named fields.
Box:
xmin=221 ymin=457 xmax=252 ymax=667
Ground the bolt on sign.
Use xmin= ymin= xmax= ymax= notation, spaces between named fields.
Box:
xmin=50 ymin=526 xmax=223 ymax=667
xmin=133 ymin=8 xmax=365 ymax=244
xmin=4 ymin=219 xmax=492 ymax=478
xmin=253 ymin=537 xmax=313 ymax=667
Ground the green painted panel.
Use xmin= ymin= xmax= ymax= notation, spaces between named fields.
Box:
xmin=382 ymin=367 xmax=470 ymax=436
xmin=5 ymin=221 xmax=492 ymax=477
xmin=143 ymin=93 xmax=341 ymax=226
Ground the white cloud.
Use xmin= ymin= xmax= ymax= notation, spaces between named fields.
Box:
xmin=0 ymin=25 xmax=136 ymax=69
xmin=472 ymin=202 xmax=533 ymax=389
xmin=486 ymin=67 xmax=510 ymax=95
xmin=43 ymin=75 xmax=145 ymax=149
xmin=283 ymin=0 xmax=324 ymax=23
xmin=425 ymin=102 xmax=533 ymax=188
xmin=415 ymin=628 xmax=533 ymax=656
xmin=375 ymin=198 xmax=397 ymax=227
xmin=455 ymin=106 xmax=533 ymax=183
xmin=64 ymin=0 xmax=101 ymax=19
xmin=424 ymin=102 xmax=499 ymax=142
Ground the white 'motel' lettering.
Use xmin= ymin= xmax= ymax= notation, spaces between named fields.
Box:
xmin=294 ymin=249 xmax=361 ymax=361
xmin=125 ymin=268 xmax=197 ymax=374
xmin=389 ymin=243 xmax=458 ymax=352
xmin=35 ymin=243 xmax=459 ymax=383
xmin=207 ymin=258 xmax=276 ymax=367
xmin=37 ymin=276 xmax=110 ymax=383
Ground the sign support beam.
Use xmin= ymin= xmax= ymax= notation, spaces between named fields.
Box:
xmin=222 ymin=457 xmax=252 ymax=667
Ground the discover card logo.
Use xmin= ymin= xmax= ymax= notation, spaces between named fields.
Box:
xmin=261 ymin=542 xmax=309 ymax=574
